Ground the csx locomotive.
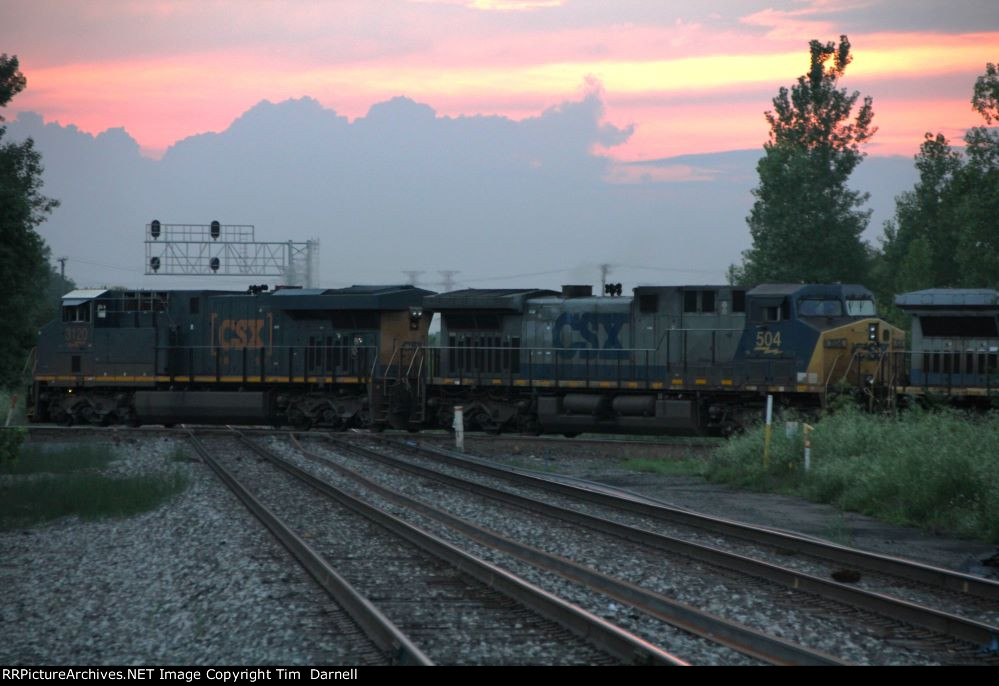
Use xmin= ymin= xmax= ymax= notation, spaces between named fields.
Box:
xmin=29 ymin=281 xmax=907 ymax=435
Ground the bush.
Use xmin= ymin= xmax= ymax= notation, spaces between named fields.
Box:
xmin=706 ymin=408 xmax=999 ymax=542
xmin=0 ymin=427 xmax=25 ymax=463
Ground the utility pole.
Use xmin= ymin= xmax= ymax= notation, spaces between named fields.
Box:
xmin=58 ymin=257 xmax=67 ymax=280
xmin=599 ymin=263 xmax=611 ymax=293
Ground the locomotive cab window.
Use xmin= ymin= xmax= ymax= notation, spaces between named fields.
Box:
xmin=798 ymin=298 xmax=843 ymax=317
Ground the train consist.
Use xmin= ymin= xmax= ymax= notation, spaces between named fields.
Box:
xmin=28 ymin=279 xmax=951 ymax=435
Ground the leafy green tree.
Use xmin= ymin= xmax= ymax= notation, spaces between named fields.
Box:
xmin=0 ymin=54 xmax=59 ymax=388
xmin=732 ymin=36 xmax=876 ymax=285
xmin=877 ymin=63 xmax=999 ymax=293
xmin=877 ymin=133 xmax=963 ymax=295
xmin=954 ymin=62 xmax=999 ymax=287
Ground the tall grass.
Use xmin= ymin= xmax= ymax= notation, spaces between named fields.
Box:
xmin=1 ymin=443 xmax=115 ymax=474
xmin=1 ymin=472 xmax=189 ymax=530
xmin=707 ymin=408 xmax=999 ymax=542
xmin=0 ymin=442 xmax=190 ymax=530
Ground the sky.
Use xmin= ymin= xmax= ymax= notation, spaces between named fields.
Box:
xmin=0 ymin=0 xmax=996 ymax=293
xmin=3 ymin=0 xmax=997 ymax=160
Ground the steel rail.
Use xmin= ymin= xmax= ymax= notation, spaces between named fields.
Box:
xmin=185 ymin=431 xmax=432 ymax=666
xmin=285 ymin=434 xmax=847 ymax=665
xmin=371 ymin=434 xmax=999 ymax=603
xmin=350 ymin=434 xmax=999 ymax=649
xmin=228 ymin=430 xmax=688 ymax=666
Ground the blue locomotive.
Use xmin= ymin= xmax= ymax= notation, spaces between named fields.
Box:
xmin=419 ymin=283 xmax=903 ymax=435
xmin=30 ymin=285 xmax=430 ymax=428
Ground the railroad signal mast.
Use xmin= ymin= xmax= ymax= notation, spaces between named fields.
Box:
xmin=144 ymin=220 xmax=319 ymax=287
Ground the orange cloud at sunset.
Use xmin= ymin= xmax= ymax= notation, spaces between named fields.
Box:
xmin=4 ymin=1 xmax=997 ymax=161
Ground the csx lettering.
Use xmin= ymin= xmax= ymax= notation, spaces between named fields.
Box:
xmin=553 ymin=313 xmax=628 ymax=360
xmin=219 ymin=319 xmax=265 ymax=350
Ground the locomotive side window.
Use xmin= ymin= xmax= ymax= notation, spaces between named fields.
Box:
xmin=701 ymin=291 xmax=715 ymax=313
xmin=750 ymin=299 xmax=786 ymax=323
xmin=190 ymin=297 xmax=200 ymax=315
xmin=732 ymin=290 xmax=746 ymax=313
xmin=62 ymin=304 xmax=91 ymax=323
xmin=921 ymin=316 xmax=998 ymax=338
xmin=683 ymin=291 xmax=698 ymax=313
xmin=638 ymin=294 xmax=658 ymax=313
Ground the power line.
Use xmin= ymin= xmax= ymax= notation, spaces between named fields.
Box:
xmin=619 ymin=263 xmax=723 ymax=275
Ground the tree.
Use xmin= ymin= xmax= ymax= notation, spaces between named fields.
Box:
xmin=0 ymin=54 xmax=59 ymax=388
xmin=731 ymin=36 xmax=876 ymax=285
xmin=877 ymin=133 xmax=963 ymax=295
xmin=954 ymin=62 xmax=999 ymax=286
xmin=876 ymin=63 xmax=999 ymax=293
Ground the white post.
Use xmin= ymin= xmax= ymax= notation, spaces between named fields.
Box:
xmin=763 ymin=394 xmax=773 ymax=468
xmin=803 ymin=423 xmax=814 ymax=472
xmin=452 ymin=405 xmax=464 ymax=453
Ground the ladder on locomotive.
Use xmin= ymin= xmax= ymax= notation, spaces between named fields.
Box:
xmin=370 ymin=341 xmax=427 ymax=429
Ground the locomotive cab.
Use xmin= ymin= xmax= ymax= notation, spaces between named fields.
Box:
xmin=740 ymin=284 xmax=903 ymax=397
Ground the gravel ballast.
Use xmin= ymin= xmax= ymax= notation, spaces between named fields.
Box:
xmin=0 ymin=437 xmax=383 ymax=666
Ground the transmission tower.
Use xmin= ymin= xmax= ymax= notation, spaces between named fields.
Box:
xmin=437 ymin=270 xmax=459 ymax=292
xmin=402 ymin=270 xmax=425 ymax=286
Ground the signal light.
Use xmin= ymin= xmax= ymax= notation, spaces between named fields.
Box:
xmin=210 ymin=257 xmax=220 ymax=272
xmin=149 ymin=257 xmax=160 ymax=272
xmin=210 ymin=220 xmax=220 ymax=240
xmin=150 ymin=219 xmax=161 ymax=239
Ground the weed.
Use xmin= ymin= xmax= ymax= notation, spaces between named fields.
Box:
xmin=0 ymin=470 xmax=190 ymax=530
xmin=2 ymin=443 xmax=116 ymax=475
xmin=706 ymin=408 xmax=999 ymax=542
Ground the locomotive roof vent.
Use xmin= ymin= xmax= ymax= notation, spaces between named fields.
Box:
xmin=561 ymin=285 xmax=592 ymax=298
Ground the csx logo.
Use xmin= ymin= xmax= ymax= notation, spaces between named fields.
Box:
xmin=219 ymin=319 xmax=266 ymax=350
xmin=553 ymin=312 xmax=628 ymax=360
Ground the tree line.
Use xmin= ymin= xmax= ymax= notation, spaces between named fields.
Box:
xmin=731 ymin=36 xmax=999 ymax=321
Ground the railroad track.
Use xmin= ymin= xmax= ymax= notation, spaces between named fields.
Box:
xmin=314 ymin=432 xmax=999 ymax=664
xmin=191 ymin=430 xmax=684 ymax=666
xmin=185 ymin=432 xmax=430 ymax=666
xmin=23 ymin=424 xmax=999 ymax=663
xmin=274 ymin=433 xmax=853 ymax=665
